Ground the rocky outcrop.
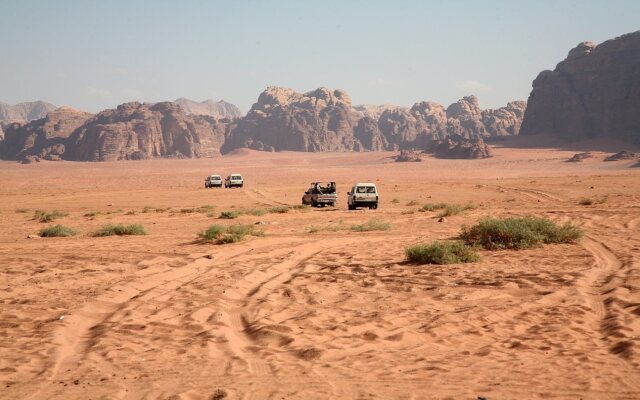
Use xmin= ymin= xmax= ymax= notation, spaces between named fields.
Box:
xmin=394 ymin=150 xmax=423 ymax=162
xmin=567 ymin=152 xmax=593 ymax=162
xmin=221 ymin=87 xmax=362 ymax=153
xmin=520 ymin=31 xmax=640 ymax=143
xmin=481 ymin=101 xmax=527 ymax=137
xmin=0 ymin=101 xmax=57 ymax=122
xmin=354 ymin=104 xmax=398 ymax=120
xmin=174 ymin=98 xmax=242 ymax=119
xmin=67 ymin=102 xmax=227 ymax=161
xmin=0 ymin=107 xmax=92 ymax=161
xmin=604 ymin=151 xmax=637 ymax=161
xmin=429 ymin=137 xmax=493 ymax=159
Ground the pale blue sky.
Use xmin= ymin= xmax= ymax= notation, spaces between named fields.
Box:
xmin=1 ymin=0 xmax=638 ymax=113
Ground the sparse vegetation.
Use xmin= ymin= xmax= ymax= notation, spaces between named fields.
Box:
xmin=125 ymin=210 xmax=136 ymax=215
xmin=199 ymin=224 xmax=264 ymax=244
xmin=579 ymin=198 xmax=593 ymax=206
xmin=15 ymin=208 xmax=30 ymax=213
xmin=83 ymin=211 xmax=101 ymax=218
xmin=420 ymin=202 xmax=476 ymax=217
xmin=267 ymin=206 xmax=290 ymax=214
xmin=219 ymin=210 xmax=241 ymax=219
xmin=39 ymin=224 xmax=77 ymax=237
xmin=245 ymin=208 xmax=267 ymax=216
xmin=142 ymin=206 xmax=155 ymax=213
xmin=291 ymin=204 xmax=311 ymax=212
xmin=391 ymin=198 xmax=400 ymax=204
xmin=406 ymin=200 xmax=419 ymax=206
xmin=307 ymin=220 xmax=346 ymax=233
xmin=351 ymin=218 xmax=391 ymax=232
xmin=33 ymin=210 xmax=68 ymax=223
xmin=406 ymin=241 xmax=480 ymax=264
xmin=198 ymin=224 xmax=225 ymax=242
xmin=91 ymin=224 xmax=147 ymax=237
xmin=460 ymin=216 xmax=583 ymax=250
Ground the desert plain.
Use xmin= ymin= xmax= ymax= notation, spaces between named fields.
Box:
xmin=1 ymin=140 xmax=639 ymax=400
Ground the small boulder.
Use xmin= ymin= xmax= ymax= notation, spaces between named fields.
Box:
xmin=567 ymin=152 xmax=593 ymax=162
xmin=604 ymin=151 xmax=637 ymax=161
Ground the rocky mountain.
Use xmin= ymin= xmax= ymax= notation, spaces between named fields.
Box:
xmin=66 ymin=102 xmax=228 ymax=161
xmin=428 ymin=137 xmax=493 ymax=159
xmin=520 ymin=31 xmax=640 ymax=143
xmin=0 ymin=101 xmax=57 ymax=122
xmin=354 ymin=104 xmax=399 ymax=120
xmin=222 ymin=87 xmax=524 ymax=154
xmin=0 ymin=107 xmax=92 ymax=161
xmin=221 ymin=87 xmax=362 ymax=153
xmin=0 ymin=88 xmax=525 ymax=161
xmin=174 ymin=98 xmax=242 ymax=119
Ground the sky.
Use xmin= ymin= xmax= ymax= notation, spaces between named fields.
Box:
xmin=1 ymin=0 xmax=639 ymax=113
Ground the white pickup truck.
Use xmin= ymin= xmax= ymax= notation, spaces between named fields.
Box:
xmin=347 ymin=183 xmax=379 ymax=210
xmin=205 ymin=175 xmax=223 ymax=188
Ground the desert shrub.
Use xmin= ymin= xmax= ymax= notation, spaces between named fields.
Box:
xmin=291 ymin=204 xmax=311 ymax=212
xmin=92 ymin=224 xmax=147 ymax=237
xmin=142 ymin=206 xmax=155 ymax=213
xmin=15 ymin=208 xmax=30 ymax=213
xmin=219 ymin=225 xmax=264 ymax=243
xmin=421 ymin=202 xmax=476 ymax=217
xmin=125 ymin=210 xmax=136 ymax=215
xmin=34 ymin=210 xmax=68 ymax=223
xmin=406 ymin=200 xmax=419 ymax=206
xmin=198 ymin=225 xmax=225 ymax=242
xmin=83 ymin=211 xmax=100 ymax=218
xmin=219 ymin=210 xmax=240 ymax=219
xmin=307 ymin=220 xmax=346 ymax=233
xmin=406 ymin=241 xmax=480 ymax=264
xmin=391 ymin=198 xmax=400 ymax=204
xmin=351 ymin=218 xmax=391 ymax=232
xmin=460 ymin=216 xmax=583 ymax=250
xmin=268 ymin=206 xmax=290 ymax=214
xmin=596 ymin=196 xmax=608 ymax=204
xmin=579 ymin=198 xmax=593 ymax=206
xmin=39 ymin=224 xmax=77 ymax=237
xmin=245 ymin=208 xmax=267 ymax=216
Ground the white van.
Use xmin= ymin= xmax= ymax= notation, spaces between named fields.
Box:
xmin=347 ymin=183 xmax=378 ymax=210
xmin=224 ymin=174 xmax=244 ymax=188
xmin=205 ymin=175 xmax=222 ymax=188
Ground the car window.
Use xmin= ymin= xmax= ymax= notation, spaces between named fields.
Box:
xmin=357 ymin=187 xmax=366 ymax=193
xmin=367 ymin=187 xmax=376 ymax=193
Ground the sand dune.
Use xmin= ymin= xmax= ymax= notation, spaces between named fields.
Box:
xmin=0 ymin=146 xmax=638 ymax=399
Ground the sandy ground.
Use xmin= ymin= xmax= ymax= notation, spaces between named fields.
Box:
xmin=0 ymin=144 xmax=639 ymax=399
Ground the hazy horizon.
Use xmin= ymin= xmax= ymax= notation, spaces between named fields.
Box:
xmin=2 ymin=0 xmax=639 ymax=113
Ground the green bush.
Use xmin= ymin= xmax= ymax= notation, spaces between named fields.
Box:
xmin=219 ymin=225 xmax=264 ymax=243
xmin=34 ymin=210 xmax=68 ymax=223
xmin=268 ymin=206 xmax=290 ymax=214
xmin=219 ymin=210 xmax=241 ymax=219
xmin=92 ymin=224 xmax=147 ymax=237
xmin=406 ymin=241 xmax=480 ymax=264
xmin=351 ymin=218 xmax=391 ymax=232
xmin=460 ymin=216 xmax=583 ymax=250
xmin=199 ymin=225 xmax=225 ymax=242
xmin=39 ymin=224 xmax=77 ymax=237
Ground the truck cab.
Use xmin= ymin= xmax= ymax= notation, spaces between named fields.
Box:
xmin=347 ymin=183 xmax=378 ymax=210
xmin=224 ymin=174 xmax=244 ymax=188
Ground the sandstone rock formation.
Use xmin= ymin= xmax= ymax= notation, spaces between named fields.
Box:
xmin=0 ymin=107 xmax=92 ymax=161
xmin=604 ymin=151 xmax=637 ymax=161
xmin=221 ymin=87 xmax=362 ymax=153
xmin=520 ymin=31 xmax=640 ymax=143
xmin=429 ymin=137 xmax=492 ymax=159
xmin=394 ymin=150 xmax=423 ymax=162
xmin=174 ymin=98 xmax=242 ymax=119
xmin=354 ymin=104 xmax=398 ymax=120
xmin=567 ymin=152 xmax=594 ymax=162
xmin=0 ymin=101 xmax=57 ymax=122
xmin=67 ymin=102 xmax=227 ymax=161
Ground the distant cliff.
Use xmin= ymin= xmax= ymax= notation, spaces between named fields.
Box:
xmin=520 ymin=31 xmax=640 ymax=143
xmin=0 ymin=101 xmax=57 ymax=122
xmin=174 ymin=98 xmax=242 ymax=119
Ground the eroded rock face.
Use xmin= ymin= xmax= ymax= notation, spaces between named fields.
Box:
xmin=0 ymin=101 xmax=57 ymax=122
xmin=221 ymin=87 xmax=362 ymax=153
xmin=430 ymin=137 xmax=493 ymax=159
xmin=481 ymin=101 xmax=527 ymax=137
xmin=394 ymin=150 xmax=423 ymax=162
xmin=520 ymin=31 xmax=640 ymax=143
xmin=174 ymin=98 xmax=242 ymax=119
xmin=67 ymin=102 xmax=227 ymax=161
xmin=0 ymin=107 xmax=92 ymax=161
